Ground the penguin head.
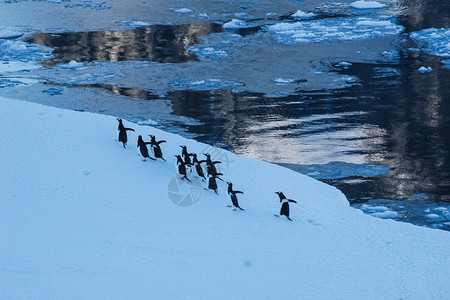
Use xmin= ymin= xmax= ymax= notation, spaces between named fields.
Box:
xmin=226 ymin=182 xmax=232 ymax=187
xmin=117 ymin=118 xmax=122 ymax=123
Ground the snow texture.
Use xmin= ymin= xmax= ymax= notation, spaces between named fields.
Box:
xmin=410 ymin=28 xmax=450 ymax=57
xmin=1 ymin=96 xmax=450 ymax=299
xmin=266 ymin=17 xmax=404 ymax=44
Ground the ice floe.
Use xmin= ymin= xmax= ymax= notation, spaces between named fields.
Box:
xmin=349 ymin=0 xmax=386 ymax=9
xmin=292 ymin=10 xmax=316 ymax=19
xmin=223 ymin=19 xmax=253 ymax=30
xmin=418 ymin=66 xmax=433 ymax=73
xmin=279 ymin=161 xmax=390 ymax=180
xmin=266 ymin=17 xmax=404 ymax=44
xmin=188 ymin=46 xmax=229 ymax=59
xmin=169 ymin=78 xmax=242 ymax=90
xmin=0 ymin=39 xmax=54 ymax=63
xmin=0 ymin=29 xmax=23 ymax=39
xmin=170 ymin=8 xmax=194 ymax=14
xmin=410 ymin=28 xmax=450 ymax=57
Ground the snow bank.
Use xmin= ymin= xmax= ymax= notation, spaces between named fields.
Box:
xmin=410 ymin=28 xmax=450 ymax=57
xmin=266 ymin=17 xmax=403 ymax=44
xmin=1 ymin=97 xmax=450 ymax=299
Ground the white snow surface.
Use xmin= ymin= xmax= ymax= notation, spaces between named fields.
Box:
xmin=1 ymin=97 xmax=450 ymax=299
xmin=349 ymin=0 xmax=386 ymax=9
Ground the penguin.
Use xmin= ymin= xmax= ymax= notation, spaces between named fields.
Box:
xmin=275 ymin=191 xmax=297 ymax=221
xmin=208 ymin=172 xmax=223 ymax=194
xmin=227 ymin=182 xmax=244 ymax=211
xmin=204 ymin=153 xmax=222 ymax=175
xmin=192 ymin=153 xmax=206 ymax=181
xmin=149 ymin=135 xmax=166 ymax=161
xmin=175 ymin=155 xmax=191 ymax=182
xmin=137 ymin=135 xmax=156 ymax=161
xmin=117 ymin=118 xmax=135 ymax=148
xmin=180 ymin=145 xmax=194 ymax=165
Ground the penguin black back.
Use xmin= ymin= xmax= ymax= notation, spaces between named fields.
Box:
xmin=137 ymin=135 xmax=155 ymax=161
xmin=227 ymin=182 xmax=244 ymax=210
xmin=208 ymin=172 xmax=223 ymax=194
xmin=149 ymin=135 xmax=166 ymax=161
xmin=117 ymin=118 xmax=135 ymax=148
xmin=175 ymin=155 xmax=191 ymax=181
xmin=275 ymin=191 xmax=297 ymax=221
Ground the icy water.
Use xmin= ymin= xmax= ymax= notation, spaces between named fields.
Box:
xmin=1 ymin=0 xmax=450 ymax=229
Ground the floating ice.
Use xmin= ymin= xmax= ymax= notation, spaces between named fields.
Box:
xmin=188 ymin=47 xmax=229 ymax=59
xmin=0 ymin=29 xmax=23 ymax=39
xmin=223 ymin=19 xmax=252 ymax=30
xmin=65 ymin=1 xmax=111 ymax=10
xmin=336 ymin=61 xmax=352 ymax=68
xmin=418 ymin=66 xmax=433 ymax=73
xmin=117 ymin=21 xmax=154 ymax=28
xmin=279 ymin=161 xmax=390 ymax=180
xmin=62 ymin=60 xmax=85 ymax=69
xmin=170 ymin=8 xmax=193 ymax=14
xmin=410 ymin=28 xmax=450 ymax=57
xmin=350 ymin=0 xmax=386 ymax=9
xmin=292 ymin=10 xmax=316 ymax=19
xmin=169 ymin=78 xmax=242 ymax=90
xmin=359 ymin=204 xmax=398 ymax=219
xmin=266 ymin=17 xmax=404 ymax=44
xmin=0 ymin=40 xmax=54 ymax=63
xmin=198 ymin=13 xmax=209 ymax=19
xmin=272 ymin=78 xmax=296 ymax=84
xmin=442 ymin=59 xmax=450 ymax=69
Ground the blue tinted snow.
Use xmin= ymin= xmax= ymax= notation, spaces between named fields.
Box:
xmin=410 ymin=28 xmax=450 ymax=58
xmin=266 ymin=17 xmax=404 ymax=44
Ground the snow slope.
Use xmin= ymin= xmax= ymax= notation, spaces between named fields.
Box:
xmin=1 ymin=96 xmax=450 ymax=299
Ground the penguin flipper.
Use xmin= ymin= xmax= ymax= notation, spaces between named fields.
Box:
xmin=288 ymin=199 xmax=297 ymax=203
xmin=125 ymin=128 xmax=135 ymax=131
xmin=235 ymin=191 xmax=244 ymax=194
xmin=158 ymin=140 xmax=167 ymax=144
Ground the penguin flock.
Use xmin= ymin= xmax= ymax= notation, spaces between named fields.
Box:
xmin=117 ymin=118 xmax=298 ymax=221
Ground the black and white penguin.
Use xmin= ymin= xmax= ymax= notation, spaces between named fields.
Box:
xmin=192 ymin=153 xmax=206 ymax=181
xmin=175 ymin=155 xmax=191 ymax=182
xmin=227 ymin=182 xmax=244 ymax=211
xmin=149 ymin=135 xmax=166 ymax=161
xmin=117 ymin=118 xmax=135 ymax=148
xmin=275 ymin=191 xmax=297 ymax=221
xmin=137 ymin=135 xmax=156 ymax=161
xmin=180 ymin=145 xmax=194 ymax=165
xmin=208 ymin=172 xmax=223 ymax=194
xmin=204 ymin=153 xmax=222 ymax=175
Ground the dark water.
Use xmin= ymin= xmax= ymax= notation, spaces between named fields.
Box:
xmin=26 ymin=22 xmax=224 ymax=66
xmin=24 ymin=0 xmax=450 ymax=228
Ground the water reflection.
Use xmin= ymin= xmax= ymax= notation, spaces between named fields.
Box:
xmin=26 ymin=22 xmax=224 ymax=67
